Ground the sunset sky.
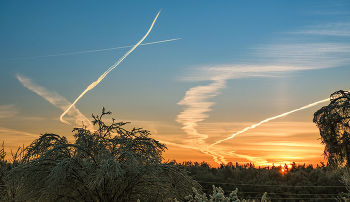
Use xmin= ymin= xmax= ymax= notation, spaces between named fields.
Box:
xmin=1 ymin=1 xmax=349 ymax=167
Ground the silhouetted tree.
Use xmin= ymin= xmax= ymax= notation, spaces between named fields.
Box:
xmin=3 ymin=108 xmax=201 ymax=202
xmin=313 ymin=90 xmax=350 ymax=168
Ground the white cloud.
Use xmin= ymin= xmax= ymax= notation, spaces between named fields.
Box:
xmin=176 ymin=80 xmax=226 ymax=146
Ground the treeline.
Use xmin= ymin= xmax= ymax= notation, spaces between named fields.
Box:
xmin=171 ymin=161 xmax=347 ymax=202
xmin=0 ymin=147 xmax=348 ymax=202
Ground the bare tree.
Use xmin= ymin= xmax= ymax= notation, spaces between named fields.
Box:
xmin=313 ymin=90 xmax=350 ymax=168
xmin=4 ymin=108 xmax=201 ymax=202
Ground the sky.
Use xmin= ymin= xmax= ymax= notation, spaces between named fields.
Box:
xmin=1 ymin=1 xmax=349 ymax=167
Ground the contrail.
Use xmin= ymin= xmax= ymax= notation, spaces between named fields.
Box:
xmin=1 ymin=38 xmax=180 ymax=61
xmin=208 ymin=97 xmax=330 ymax=148
xmin=60 ymin=10 xmax=161 ymax=124
xmin=161 ymin=97 xmax=330 ymax=165
xmin=16 ymin=74 xmax=93 ymax=130
xmin=157 ymin=139 xmax=225 ymax=164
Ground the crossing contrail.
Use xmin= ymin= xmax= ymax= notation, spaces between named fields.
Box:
xmin=207 ymin=97 xmax=330 ymax=148
xmin=1 ymin=38 xmax=180 ymax=61
xmin=16 ymin=74 xmax=93 ymax=130
xmin=60 ymin=10 xmax=161 ymax=125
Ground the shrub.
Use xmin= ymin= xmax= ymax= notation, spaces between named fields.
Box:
xmin=3 ymin=108 xmax=201 ymax=202
xmin=179 ymin=185 xmax=270 ymax=202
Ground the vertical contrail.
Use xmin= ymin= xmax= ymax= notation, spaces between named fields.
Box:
xmin=208 ymin=97 xmax=330 ymax=148
xmin=60 ymin=10 xmax=161 ymax=124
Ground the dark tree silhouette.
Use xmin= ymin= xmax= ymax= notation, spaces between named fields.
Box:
xmin=313 ymin=90 xmax=350 ymax=168
xmin=3 ymin=108 xmax=201 ymax=202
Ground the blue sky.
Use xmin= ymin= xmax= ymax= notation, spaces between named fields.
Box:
xmin=1 ymin=1 xmax=349 ymax=166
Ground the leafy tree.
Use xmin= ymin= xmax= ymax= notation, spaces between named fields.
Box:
xmin=313 ymin=90 xmax=350 ymax=168
xmin=3 ymin=108 xmax=201 ymax=202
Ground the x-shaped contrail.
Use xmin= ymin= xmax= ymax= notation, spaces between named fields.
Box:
xmin=60 ymin=10 xmax=161 ymax=124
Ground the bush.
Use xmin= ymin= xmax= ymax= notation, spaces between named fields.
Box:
xmin=2 ymin=108 xmax=201 ymax=202
xmin=180 ymin=185 xmax=270 ymax=202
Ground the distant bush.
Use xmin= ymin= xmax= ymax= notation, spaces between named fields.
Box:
xmin=173 ymin=161 xmax=346 ymax=201
xmin=179 ymin=185 xmax=270 ymax=202
xmin=337 ymin=168 xmax=350 ymax=201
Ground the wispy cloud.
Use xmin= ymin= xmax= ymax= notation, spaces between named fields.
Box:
xmin=251 ymin=141 xmax=323 ymax=147
xmin=0 ymin=126 xmax=39 ymax=157
xmin=258 ymin=42 xmax=350 ymax=69
xmin=183 ymin=65 xmax=303 ymax=82
xmin=0 ymin=105 xmax=18 ymax=119
xmin=16 ymin=74 xmax=93 ymax=130
xmin=176 ymin=80 xmax=226 ymax=146
xmin=290 ymin=22 xmax=350 ymax=37
xmin=0 ymin=126 xmax=37 ymax=138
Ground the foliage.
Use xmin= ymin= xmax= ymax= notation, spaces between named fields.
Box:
xmin=336 ymin=168 xmax=350 ymax=202
xmin=313 ymin=90 xmax=350 ymax=168
xmin=2 ymin=108 xmax=201 ymax=202
xmin=173 ymin=161 xmax=346 ymax=201
xmin=0 ymin=142 xmax=7 ymax=200
xmin=179 ymin=185 xmax=269 ymax=202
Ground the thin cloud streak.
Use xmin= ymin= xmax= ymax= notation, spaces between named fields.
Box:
xmin=0 ymin=105 xmax=18 ymax=118
xmin=60 ymin=10 xmax=161 ymax=125
xmin=259 ymin=43 xmax=350 ymax=69
xmin=183 ymin=65 xmax=302 ymax=82
xmin=16 ymin=74 xmax=93 ymax=130
xmin=251 ymin=141 xmax=323 ymax=147
xmin=0 ymin=38 xmax=181 ymax=61
xmin=0 ymin=126 xmax=38 ymax=138
xmin=159 ymin=139 xmax=226 ymax=165
xmin=290 ymin=22 xmax=350 ymax=37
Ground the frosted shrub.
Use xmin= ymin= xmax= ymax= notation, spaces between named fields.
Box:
xmin=178 ymin=185 xmax=270 ymax=202
xmin=337 ymin=168 xmax=350 ymax=202
xmin=3 ymin=108 xmax=201 ymax=202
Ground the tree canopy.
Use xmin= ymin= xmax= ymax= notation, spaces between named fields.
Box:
xmin=313 ymin=90 xmax=350 ymax=168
